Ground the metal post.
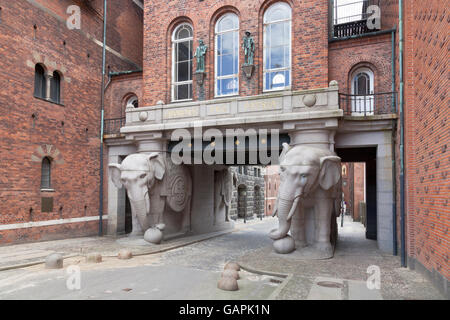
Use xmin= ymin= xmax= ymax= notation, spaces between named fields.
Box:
xmin=99 ymin=0 xmax=107 ymax=236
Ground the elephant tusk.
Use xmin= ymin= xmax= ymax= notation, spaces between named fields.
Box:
xmin=286 ymin=197 xmax=300 ymax=221
xmin=272 ymin=200 xmax=278 ymax=217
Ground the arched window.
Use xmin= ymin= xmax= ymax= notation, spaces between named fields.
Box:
xmin=41 ymin=157 xmax=52 ymax=189
xmin=51 ymin=71 xmax=61 ymax=104
xmin=172 ymin=24 xmax=193 ymax=101
xmin=34 ymin=64 xmax=46 ymax=99
xmin=263 ymin=2 xmax=292 ymax=91
xmin=126 ymin=95 xmax=139 ymax=109
xmin=351 ymin=67 xmax=374 ymax=115
xmin=215 ymin=13 xmax=239 ymax=97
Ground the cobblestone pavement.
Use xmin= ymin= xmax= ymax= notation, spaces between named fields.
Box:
xmin=0 ymin=217 xmax=445 ymax=300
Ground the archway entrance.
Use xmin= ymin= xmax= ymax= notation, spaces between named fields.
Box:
xmin=237 ymin=185 xmax=247 ymax=219
xmin=336 ymin=147 xmax=377 ymax=240
xmin=254 ymin=185 xmax=263 ymax=219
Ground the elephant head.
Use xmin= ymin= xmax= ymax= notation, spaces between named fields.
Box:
xmin=269 ymin=144 xmax=341 ymax=240
xmin=109 ymin=153 xmax=166 ymax=232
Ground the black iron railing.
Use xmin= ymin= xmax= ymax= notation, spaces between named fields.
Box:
xmin=339 ymin=92 xmax=397 ymax=116
xmin=331 ymin=0 xmax=380 ymax=38
xmin=103 ymin=117 xmax=125 ymax=135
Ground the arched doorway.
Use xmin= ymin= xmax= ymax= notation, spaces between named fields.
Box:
xmin=237 ymin=185 xmax=247 ymax=219
xmin=254 ymin=185 xmax=262 ymax=218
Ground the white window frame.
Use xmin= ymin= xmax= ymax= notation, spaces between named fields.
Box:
xmin=214 ymin=13 xmax=240 ymax=98
xmin=172 ymin=23 xmax=194 ymax=102
xmin=263 ymin=2 xmax=292 ymax=92
xmin=351 ymin=67 xmax=374 ymax=115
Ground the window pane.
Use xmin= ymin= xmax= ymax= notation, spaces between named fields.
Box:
xmin=220 ymin=33 xmax=234 ymax=55
xmin=217 ymin=77 xmax=238 ymax=96
xmin=41 ymin=158 xmax=51 ymax=189
xmin=269 ymin=23 xmax=284 ymax=47
xmin=176 ymin=26 xmax=192 ymax=40
xmin=265 ymin=71 xmax=289 ymax=90
xmin=177 ymin=41 xmax=190 ymax=62
xmin=176 ymin=83 xmax=191 ymax=100
xmin=270 ymin=46 xmax=284 ymax=69
xmin=177 ymin=61 xmax=190 ymax=82
xmin=219 ymin=54 xmax=234 ymax=76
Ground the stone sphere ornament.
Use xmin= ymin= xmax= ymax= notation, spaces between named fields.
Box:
xmin=221 ymin=269 xmax=240 ymax=280
xmin=118 ymin=249 xmax=133 ymax=260
xmin=218 ymin=277 xmax=239 ymax=291
xmin=273 ymin=235 xmax=295 ymax=254
xmin=224 ymin=262 xmax=241 ymax=271
xmin=303 ymin=94 xmax=317 ymax=108
xmin=144 ymin=227 xmax=163 ymax=244
xmin=138 ymin=111 xmax=148 ymax=122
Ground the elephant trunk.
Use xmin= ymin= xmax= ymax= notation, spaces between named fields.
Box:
xmin=129 ymin=191 xmax=151 ymax=231
xmin=269 ymin=197 xmax=300 ymax=240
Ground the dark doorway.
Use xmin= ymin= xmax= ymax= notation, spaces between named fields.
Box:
xmin=336 ymin=147 xmax=377 ymax=240
xmin=125 ymin=191 xmax=133 ymax=234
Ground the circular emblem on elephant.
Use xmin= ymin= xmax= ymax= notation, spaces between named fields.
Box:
xmin=167 ymin=175 xmax=187 ymax=212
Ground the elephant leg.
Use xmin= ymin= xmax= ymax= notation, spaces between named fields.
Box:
xmin=129 ymin=212 xmax=144 ymax=236
xmin=314 ymin=199 xmax=333 ymax=252
xmin=291 ymin=205 xmax=307 ymax=248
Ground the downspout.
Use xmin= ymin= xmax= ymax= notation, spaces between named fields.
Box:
xmin=99 ymin=0 xmax=108 ymax=236
xmin=391 ymin=28 xmax=398 ymax=256
xmin=399 ymin=0 xmax=406 ymax=267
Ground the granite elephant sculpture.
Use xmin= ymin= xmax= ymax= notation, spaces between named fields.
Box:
xmin=109 ymin=153 xmax=192 ymax=242
xmin=269 ymin=143 xmax=341 ymax=258
xmin=214 ymin=169 xmax=237 ymax=225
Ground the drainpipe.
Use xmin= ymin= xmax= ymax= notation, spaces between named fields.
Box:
xmin=391 ymin=28 xmax=398 ymax=256
xmin=398 ymin=0 xmax=406 ymax=267
xmin=99 ymin=0 xmax=108 ymax=236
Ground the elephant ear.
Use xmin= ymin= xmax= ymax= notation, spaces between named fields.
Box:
xmin=148 ymin=153 xmax=166 ymax=181
xmin=108 ymin=164 xmax=122 ymax=189
xmin=319 ymin=156 xmax=341 ymax=191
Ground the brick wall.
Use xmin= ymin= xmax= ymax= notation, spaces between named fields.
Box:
xmin=403 ymin=0 xmax=449 ymax=282
xmin=105 ymin=72 xmax=143 ymax=120
xmin=264 ymin=166 xmax=280 ymax=216
xmin=329 ymin=33 xmax=393 ymax=94
xmin=142 ymin=0 xmax=330 ymax=106
xmin=0 ymin=0 xmax=142 ymax=244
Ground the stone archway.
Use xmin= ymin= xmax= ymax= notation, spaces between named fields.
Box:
xmin=237 ymin=184 xmax=247 ymax=219
xmin=254 ymin=185 xmax=263 ymax=218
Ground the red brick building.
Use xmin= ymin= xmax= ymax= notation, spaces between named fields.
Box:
xmin=0 ymin=0 xmax=448 ymax=297
xmin=0 ymin=0 xmax=143 ymax=243
xmin=264 ymin=166 xmax=280 ymax=216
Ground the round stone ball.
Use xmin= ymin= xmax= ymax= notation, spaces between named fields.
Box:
xmin=224 ymin=262 xmax=241 ymax=271
xmin=221 ymin=269 xmax=240 ymax=280
xmin=273 ymin=236 xmax=295 ymax=254
xmin=218 ymin=277 xmax=239 ymax=291
xmin=118 ymin=249 xmax=133 ymax=260
xmin=144 ymin=228 xmax=163 ymax=244
xmin=45 ymin=253 xmax=64 ymax=269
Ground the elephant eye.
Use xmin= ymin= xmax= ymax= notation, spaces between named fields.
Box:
xmin=140 ymin=173 xmax=147 ymax=179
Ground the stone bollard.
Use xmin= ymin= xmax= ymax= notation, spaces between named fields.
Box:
xmin=273 ymin=235 xmax=295 ymax=254
xmin=118 ymin=249 xmax=133 ymax=260
xmin=218 ymin=277 xmax=239 ymax=291
xmin=85 ymin=253 xmax=102 ymax=263
xmin=45 ymin=253 xmax=64 ymax=269
xmin=221 ymin=269 xmax=240 ymax=280
xmin=224 ymin=262 xmax=241 ymax=271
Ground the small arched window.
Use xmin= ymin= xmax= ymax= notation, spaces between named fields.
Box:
xmin=34 ymin=64 xmax=46 ymax=99
xmin=51 ymin=71 xmax=61 ymax=104
xmin=351 ymin=67 xmax=374 ymax=115
xmin=215 ymin=13 xmax=239 ymax=97
xmin=41 ymin=157 xmax=52 ymax=189
xmin=172 ymin=24 xmax=193 ymax=101
xmin=126 ymin=95 xmax=139 ymax=109
xmin=263 ymin=2 xmax=292 ymax=91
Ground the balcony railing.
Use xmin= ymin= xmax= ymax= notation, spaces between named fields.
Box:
xmin=339 ymin=92 xmax=397 ymax=116
xmin=331 ymin=0 xmax=380 ymax=39
xmin=104 ymin=117 xmax=125 ymax=135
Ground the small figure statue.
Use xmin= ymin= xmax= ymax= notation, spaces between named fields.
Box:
xmin=242 ymin=31 xmax=255 ymax=66
xmin=194 ymin=39 xmax=208 ymax=73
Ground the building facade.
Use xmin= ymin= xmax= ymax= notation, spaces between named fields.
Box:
xmin=0 ymin=0 xmax=448 ymax=296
